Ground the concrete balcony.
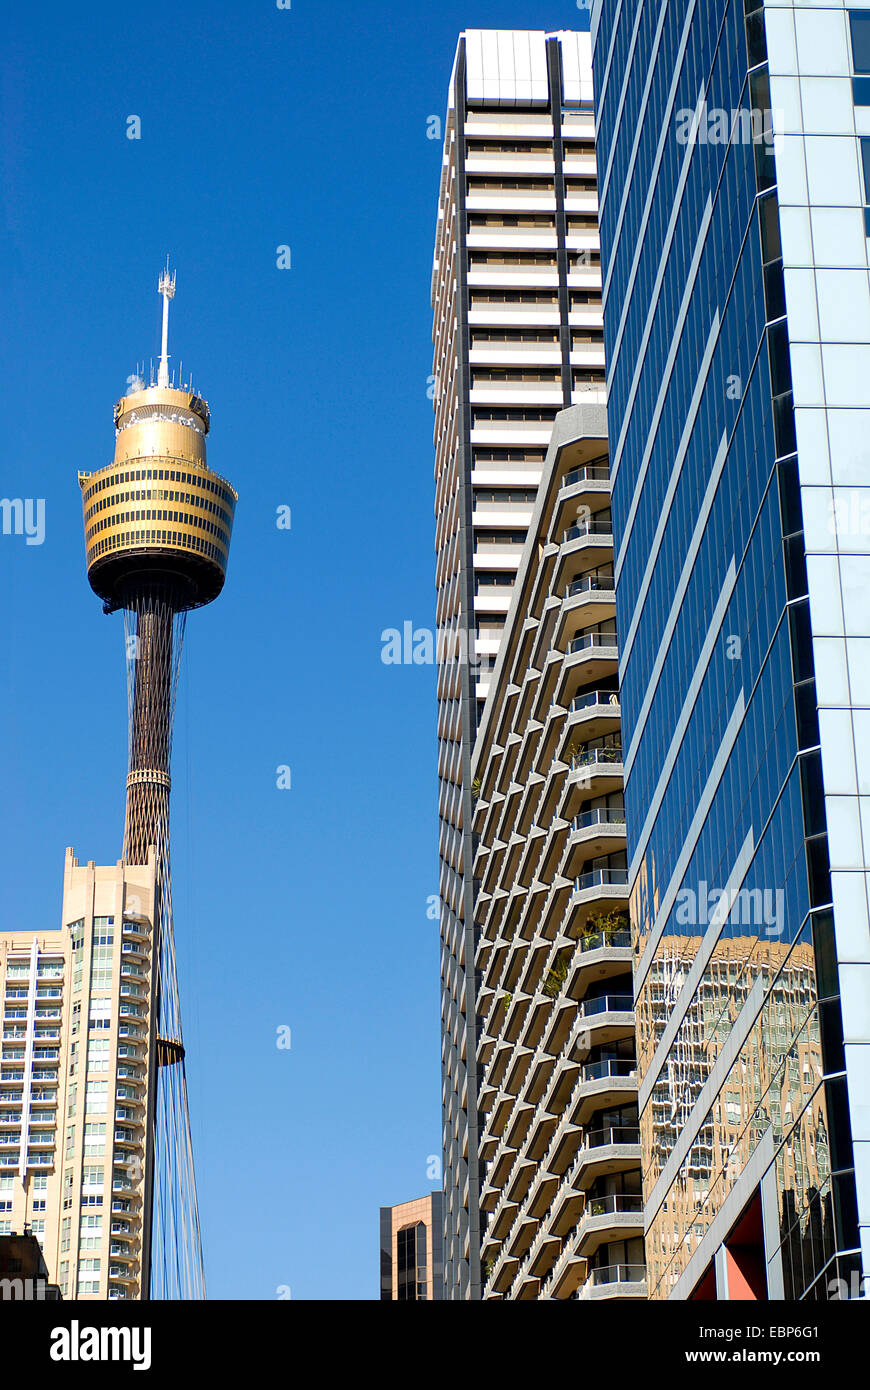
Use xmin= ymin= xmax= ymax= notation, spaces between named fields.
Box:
xmin=467 ymin=308 xmax=560 ymax=330
xmin=569 ymin=346 xmax=607 ymax=369
xmin=575 ymin=993 xmax=635 ymax=1048
xmin=575 ymin=1194 xmax=645 ymax=1259
xmin=556 ymin=641 xmax=620 ymax=704
xmin=511 ymin=1219 xmax=562 ymax=1293
xmin=467 ymin=268 xmax=560 ymax=291
xmin=466 ymin=194 xmax=558 ymax=213
xmin=572 ymin=1059 xmax=638 ymax=1126
xmin=466 ymin=231 xmax=558 ymax=252
xmin=555 ymin=579 xmax=617 ymax=647
xmin=557 ymin=690 xmax=621 ymax=750
xmin=469 ymin=383 xmax=564 ymax=406
xmin=570 ymin=1125 xmax=642 ymax=1189
xmin=577 ymin=1263 xmax=648 ymax=1301
xmin=539 ymin=1231 xmax=587 ymax=1300
xmin=564 ymin=809 xmax=627 ymax=869
xmin=465 ymin=156 xmax=557 ymax=176
xmin=566 ymin=879 xmax=630 ymax=937
xmin=469 ymin=348 xmax=561 ymax=367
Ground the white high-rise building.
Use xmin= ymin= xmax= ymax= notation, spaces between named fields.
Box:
xmin=0 ymin=850 xmax=158 ymax=1299
xmin=430 ymin=28 xmax=603 ymax=1299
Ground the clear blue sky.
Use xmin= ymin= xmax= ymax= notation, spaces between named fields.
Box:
xmin=0 ymin=0 xmax=589 ymax=1299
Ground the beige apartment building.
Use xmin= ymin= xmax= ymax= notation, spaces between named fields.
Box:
xmin=471 ymin=404 xmax=644 ymax=1300
xmin=379 ymin=1192 xmax=444 ymax=1300
xmin=0 ymin=849 xmax=157 ymax=1299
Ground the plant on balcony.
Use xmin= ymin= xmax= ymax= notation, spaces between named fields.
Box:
xmin=501 ymin=992 xmax=513 ymax=1016
xmin=582 ymin=908 xmax=630 ymax=943
xmin=471 ymin=776 xmax=482 ymax=801
xmin=542 ymin=953 xmax=569 ymax=999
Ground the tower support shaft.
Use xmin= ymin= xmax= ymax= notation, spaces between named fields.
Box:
xmin=124 ymin=590 xmax=176 ymax=865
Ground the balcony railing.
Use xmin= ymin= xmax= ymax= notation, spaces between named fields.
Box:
xmin=572 ymin=807 xmax=625 ymax=831
xmin=587 ymin=1262 xmax=646 ymax=1287
xmin=577 ymin=928 xmax=631 ymax=953
xmin=580 ymin=1059 xmax=637 ymax=1084
xmin=584 ymin=1193 xmax=643 ymax=1219
xmin=570 ymin=744 xmax=622 ymax=768
xmin=563 ymin=518 xmax=613 ymax=543
xmin=562 ymin=461 xmax=610 ymax=488
xmin=574 ymin=868 xmax=629 ymax=891
xmin=569 ymin=689 xmax=620 ymax=714
xmin=579 ymin=994 xmax=634 ymax=1018
xmin=566 ymin=632 xmax=618 ymax=657
xmin=565 ymin=573 xmax=615 ymax=598
xmin=578 ymin=1125 xmax=640 ymax=1155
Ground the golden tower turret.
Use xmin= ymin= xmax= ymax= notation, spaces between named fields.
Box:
xmin=79 ymin=270 xmax=237 ymax=618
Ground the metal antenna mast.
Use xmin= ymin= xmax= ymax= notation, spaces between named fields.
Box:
xmin=157 ymin=258 xmax=176 ymax=389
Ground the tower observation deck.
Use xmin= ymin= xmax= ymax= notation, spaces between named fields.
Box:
xmin=77 ymin=265 xmax=238 ymax=1298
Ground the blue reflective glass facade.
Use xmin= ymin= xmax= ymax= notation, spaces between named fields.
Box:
xmin=591 ymin=0 xmax=863 ymax=1299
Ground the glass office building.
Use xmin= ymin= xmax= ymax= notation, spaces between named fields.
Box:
xmin=590 ymin=0 xmax=870 ymax=1299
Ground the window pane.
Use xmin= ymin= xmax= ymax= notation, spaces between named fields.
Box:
xmin=862 ymin=138 xmax=870 ymax=202
xmin=850 ymin=11 xmax=870 ymax=73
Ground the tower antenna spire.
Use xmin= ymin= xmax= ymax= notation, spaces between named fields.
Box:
xmin=157 ymin=257 xmax=176 ymax=389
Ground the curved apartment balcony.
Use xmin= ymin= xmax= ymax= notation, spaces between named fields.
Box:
xmin=575 ymin=993 xmax=635 ymax=1048
xmin=534 ymin=1190 xmax=645 ymax=1301
xmin=559 ymin=458 xmax=610 ymax=496
xmin=575 ymin=1193 xmax=644 ymax=1259
xmin=577 ymin=1263 xmax=648 ymax=1301
xmin=510 ymin=1221 xmax=564 ymax=1298
xmin=488 ymin=1204 xmax=539 ymax=1294
xmin=565 ymin=744 xmax=624 ymax=802
xmin=538 ymin=1229 xmax=587 ymax=1300
xmin=565 ymin=629 xmax=618 ymax=663
xmin=481 ymin=1192 xmax=521 ymax=1253
xmin=556 ymin=473 xmax=610 ymax=530
xmin=570 ymin=1124 xmax=642 ymax=1190
xmin=556 ymin=689 xmax=621 ymax=755
xmin=570 ymin=866 xmax=629 ymax=917
xmin=562 ymin=928 xmax=632 ymax=1002
xmin=572 ymin=1058 xmax=638 ymax=1126
xmin=555 ymin=521 xmax=614 ymax=589
xmin=556 ymin=574 xmax=616 ymax=648
xmin=565 ymin=807 xmax=627 ymax=867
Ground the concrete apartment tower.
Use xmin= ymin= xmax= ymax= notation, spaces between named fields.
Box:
xmin=590 ymin=0 xmax=870 ymax=1298
xmin=0 ymin=855 xmax=158 ymax=1298
xmin=431 ymin=27 xmax=603 ymax=1298
xmin=472 ymin=405 xmax=645 ymax=1300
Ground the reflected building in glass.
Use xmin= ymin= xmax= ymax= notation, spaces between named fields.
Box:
xmin=590 ymin=0 xmax=870 ymax=1298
